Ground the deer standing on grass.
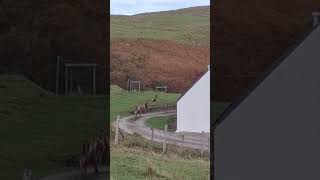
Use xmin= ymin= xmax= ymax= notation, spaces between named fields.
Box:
xmin=79 ymin=137 xmax=99 ymax=176
xmin=79 ymin=129 xmax=108 ymax=177
xmin=151 ymin=94 xmax=158 ymax=105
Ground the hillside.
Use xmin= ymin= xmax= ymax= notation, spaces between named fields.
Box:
xmin=110 ymin=6 xmax=210 ymax=93
xmin=111 ymin=39 xmax=209 ymax=92
xmin=0 ymin=75 xmax=107 ymax=180
xmin=111 ymin=6 xmax=210 ymax=45
xmin=0 ymin=0 xmax=107 ymax=93
xmin=213 ymin=0 xmax=320 ymax=100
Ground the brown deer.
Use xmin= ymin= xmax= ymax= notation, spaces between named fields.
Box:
xmin=79 ymin=130 xmax=108 ymax=176
xmin=134 ymin=105 xmax=145 ymax=120
xmin=79 ymin=138 xmax=99 ymax=176
xmin=143 ymin=100 xmax=149 ymax=113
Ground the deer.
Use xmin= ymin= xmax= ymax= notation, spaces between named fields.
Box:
xmin=141 ymin=100 xmax=149 ymax=113
xmin=134 ymin=106 xmax=141 ymax=120
xmin=151 ymin=94 xmax=158 ymax=105
xmin=79 ymin=130 xmax=109 ymax=177
xmin=134 ymin=105 xmax=145 ymax=120
xmin=144 ymin=100 xmax=149 ymax=112
xmin=79 ymin=138 xmax=99 ymax=176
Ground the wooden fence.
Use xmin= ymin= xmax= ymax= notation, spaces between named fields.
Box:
xmin=114 ymin=115 xmax=210 ymax=157
xmin=130 ymin=104 xmax=176 ymax=114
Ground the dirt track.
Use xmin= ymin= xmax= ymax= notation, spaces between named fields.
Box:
xmin=113 ymin=110 xmax=210 ymax=150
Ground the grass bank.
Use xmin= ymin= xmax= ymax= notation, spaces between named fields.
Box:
xmin=0 ymin=75 xmax=107 ymax=180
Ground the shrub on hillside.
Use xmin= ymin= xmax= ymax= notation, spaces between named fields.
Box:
xmin=111 ymin=53 xmax=146 ymax=89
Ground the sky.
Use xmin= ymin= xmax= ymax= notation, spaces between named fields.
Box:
xmin=110 ymin=0 xmax=210 ymax=15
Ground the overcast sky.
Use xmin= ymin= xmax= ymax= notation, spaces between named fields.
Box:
xmin=110 ymin=0 xmax=210 ymax=15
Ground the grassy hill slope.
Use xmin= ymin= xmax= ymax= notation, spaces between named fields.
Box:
xmin=111 ymin=6 xmax=210 ymax=45
xmin=110 ymin=6 xmax=210 ymax=93
xmin=0 ymin=75 xmax=107 ymax=180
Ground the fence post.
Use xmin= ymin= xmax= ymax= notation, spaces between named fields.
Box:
xmin=115 ymin=115 xmax=120 ymax=146
xmin=65 ymin=66 xmax=68 ymax=95
xmin=208 ymin=137 xmax=210 ymax=159
xmin=162 ymin=124 xmax=168 ymax=153
xmin=23 ymin=168 xmax=32 ymax=180
xmin=122 ymin=131 xmax=126 ymax=144
xmin=201 ymin=131 xmax=204 ymax=157
xmin=55 ymin=56 xmax=60 ymax=95
xmin=181 ymin=133 xmax=184 ymax=148
xmin=151 ymin=128 xmax=154 ymax=141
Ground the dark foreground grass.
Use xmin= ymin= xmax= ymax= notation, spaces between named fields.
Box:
xmin=0 ymin=75 xmax=107 ymax=180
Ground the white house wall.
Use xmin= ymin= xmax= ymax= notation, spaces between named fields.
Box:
xmin=177 ymin=70 xmax=210 ymax=133
xmin=215 ymin=26 xmax=320 ymax=180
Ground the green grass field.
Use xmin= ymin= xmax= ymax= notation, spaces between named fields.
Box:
xmin=146 ymin=116 xmax=175 ymax=130
xmin=110 ymin=85 xmax=179 ymax=121
xmin=111 ymin=6 xmax=210 ymax=45
xmin=111 ymin=147 xmax=209 ymax=180
xmin=0 ymin=75 xmax=107 ymax=180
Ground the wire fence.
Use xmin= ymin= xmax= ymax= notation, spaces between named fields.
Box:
xmin=114 ymin=114 xmax=210 ymax=155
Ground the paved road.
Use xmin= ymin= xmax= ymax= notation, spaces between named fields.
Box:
xmin=113 ymin=110 xmax=210 ymax=150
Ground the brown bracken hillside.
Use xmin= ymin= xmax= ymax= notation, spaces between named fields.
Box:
xmin=213 ymin=0 xmax=320 ymax=101
xmin=111 ymin=39 xmax=210 ymax=92
xmin=110 ymin=6 xmax=210 ymax=93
